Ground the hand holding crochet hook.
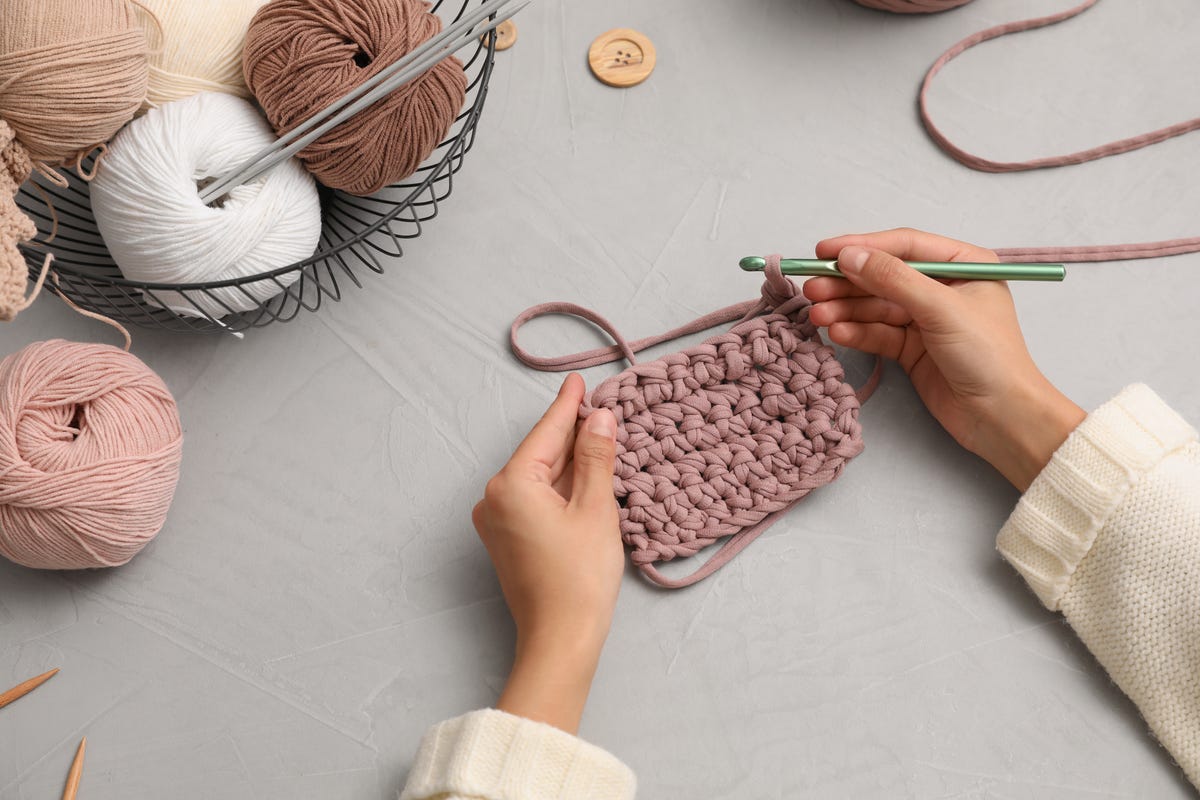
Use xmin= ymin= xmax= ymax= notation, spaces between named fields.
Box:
xmin=800 ymin=228 xmax=1085 ymax=491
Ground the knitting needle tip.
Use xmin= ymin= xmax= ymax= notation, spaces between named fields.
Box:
xmin=739 ymin=256 xmax=766 ymax=271
xmin=62 ymin=737 xmax=86 ymax=800
xmin=0 ymin=667 xmax=60 ymax=710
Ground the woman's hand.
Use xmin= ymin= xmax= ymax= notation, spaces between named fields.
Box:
xmin=803 ymin=228 xmax=1085 ymax=491
xmin=472 ymin=373 xmax=623 ymax=734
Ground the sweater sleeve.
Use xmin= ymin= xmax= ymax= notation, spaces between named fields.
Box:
xmin=399 ymin=708 xmax=636 ymax=800
xmin=997 ymin=384 xmax=1200 ymax=789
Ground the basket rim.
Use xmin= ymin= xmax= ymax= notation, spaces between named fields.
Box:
xmin=26 ymin=6 xmax=496 ymax=293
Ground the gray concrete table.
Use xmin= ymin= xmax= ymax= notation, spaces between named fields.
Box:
xmin=3 ymin=1 xmax=1198 ymax=797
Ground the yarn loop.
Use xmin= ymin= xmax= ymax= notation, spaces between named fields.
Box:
xmin=0 ymin=340 xmax=183 ymax=570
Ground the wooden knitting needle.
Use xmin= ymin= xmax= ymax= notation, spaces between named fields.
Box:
xmin=62 ymin=737 xmax=86 ymax=800
xmin=740 ymin=256 xmax=1065 ymax=281
xmin=0 ymin=668 xmax=59 ymax=710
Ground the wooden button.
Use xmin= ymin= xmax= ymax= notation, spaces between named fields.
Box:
xmin=588 ymin=28 xmax=655 ymax=88
xmin=482 ymin=19 xmax=517 ymax=51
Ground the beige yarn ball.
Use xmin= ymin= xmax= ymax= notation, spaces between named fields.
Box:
xmin=139 ymin=0 xmax=268 ymax=111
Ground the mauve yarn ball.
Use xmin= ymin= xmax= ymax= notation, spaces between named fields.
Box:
xmin=242 ymin=0 xmax=468 ymax=195
xmin=0 ymin=340 xmax=183 ymax=570
xmin=852 ymin=0 xmax=973 ymax=12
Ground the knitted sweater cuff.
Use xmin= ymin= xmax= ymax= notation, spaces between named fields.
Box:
xmin=400 ymin=708 xmax=636 ymax=800
xmin=997 ymin=384 xmax=1197 ymax=610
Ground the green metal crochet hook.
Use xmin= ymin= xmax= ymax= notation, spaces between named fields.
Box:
xmin=739 ymin=257 xmax=1065 ymax=282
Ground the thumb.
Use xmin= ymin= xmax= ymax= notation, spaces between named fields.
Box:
xmin=837 ymin=246 xmax=955 ymax=326
xmin=570 ymin=409 xmax=618 ymax=512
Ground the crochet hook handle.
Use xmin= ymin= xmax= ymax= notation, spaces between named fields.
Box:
xmin=739 ymin=257 xmax=1065 ymax=282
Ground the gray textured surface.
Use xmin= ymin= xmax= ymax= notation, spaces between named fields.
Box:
xmin=2 ymin=0 xmax=1199 ymax=797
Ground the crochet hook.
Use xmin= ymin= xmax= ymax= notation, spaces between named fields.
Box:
xmin=0 ymin=668 xmax=59 ymax=710
xmin=739 ymin=257 xmax=1065 ymax=281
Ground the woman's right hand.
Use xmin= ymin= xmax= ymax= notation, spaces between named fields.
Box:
xmin=802 ymin=228 xmax=1085 ymax=491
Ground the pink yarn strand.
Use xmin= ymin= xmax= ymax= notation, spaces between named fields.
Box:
xmin=919 ymin=0 xmax=1200 ymax=262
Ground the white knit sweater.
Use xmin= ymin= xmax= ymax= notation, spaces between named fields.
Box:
xmin=400 ymin=385 xmax=1199 ymax=799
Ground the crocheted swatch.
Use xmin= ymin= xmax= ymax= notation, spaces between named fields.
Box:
xmin=512 ymin=256 xmax=875 ymax=588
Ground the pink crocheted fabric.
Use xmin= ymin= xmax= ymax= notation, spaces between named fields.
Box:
xmin=512 ymin=256 xmax=879 ymax=588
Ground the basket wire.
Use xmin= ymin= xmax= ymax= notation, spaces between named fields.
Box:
xmin=15 ymin=0 xmax=497 ymax=335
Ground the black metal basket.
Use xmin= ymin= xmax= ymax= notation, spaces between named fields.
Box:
xmin=16 ymin=0 xmax=496 ymax=335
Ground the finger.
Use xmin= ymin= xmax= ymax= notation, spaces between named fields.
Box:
xmin=815 ymin=227 xmax=998 ymax=263
xmin=568 ymin=408 xmax=618 ymax=514
xmin=834 ymin=246 xmax=957 ymax=326
xmin=809 ymin=296 xmax=913 ymax=328
xmin=509 ymin=373 xmax=586 ymax=482
xmin=802 ymin=276 xmax=877 ymax=303
xmin=827 ymin=321 xmax=911 ymax=364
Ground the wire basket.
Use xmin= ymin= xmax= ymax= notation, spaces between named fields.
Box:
xmin=15 ymin=0 xmax=496 ymax=335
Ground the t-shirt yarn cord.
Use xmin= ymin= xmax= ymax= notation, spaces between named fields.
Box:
xmin=921 ymin=0 xmax=1200 ymax=263
xmin=511 ymin=255 xmax=881 ymax=589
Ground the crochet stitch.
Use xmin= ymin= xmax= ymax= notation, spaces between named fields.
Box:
xmin=512 ymin=256 xmax=878 ymax=588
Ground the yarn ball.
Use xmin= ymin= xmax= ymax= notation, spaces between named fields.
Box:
xmin=0 ymin=0 xmax=148 ymax=165
xmin=851 ymin=0 xmax=972 ymax=12
xmin=0 ymin=340 xmax=183 ymax=570
xmin=139 ymin=0 xmax=268 ymax=111
xmin=91 ymin=92 xmax=322 ymax=318
xmin=243 ymin=0 xmax=468 ymax=195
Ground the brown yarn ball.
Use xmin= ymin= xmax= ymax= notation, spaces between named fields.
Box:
xmin=851 ymin=0 xmax=973 ymax=12
xmin=0 ymin=0 xmax=149 ymax=165
xmin=242 ymin=0 xmax=468 ymax=196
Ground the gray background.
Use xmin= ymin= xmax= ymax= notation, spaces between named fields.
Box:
xmin=3 ymin=0 xmax=1198 ymax=797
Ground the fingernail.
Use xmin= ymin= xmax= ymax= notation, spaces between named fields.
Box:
xmin=838 ymin=246 xmax=869 ymax=275
xmin=586 ymin=409 xmax=616 ymax=438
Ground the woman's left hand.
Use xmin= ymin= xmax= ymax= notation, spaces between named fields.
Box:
xmin=472 ymin=373 xmax=623 ymax=733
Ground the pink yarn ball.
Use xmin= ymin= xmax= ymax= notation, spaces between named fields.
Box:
xmin=0 ymin=340 xmax=183 ymax=570
xmin=852 ymin=0 xmax=973 ymax=12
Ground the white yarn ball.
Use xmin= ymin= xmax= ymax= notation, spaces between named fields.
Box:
xmin=92 ymin=92 xmax=321 ymax=319
xmin=139 ymin=0 xmax=268 ymax=111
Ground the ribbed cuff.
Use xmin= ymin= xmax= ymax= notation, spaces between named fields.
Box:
xmin=400 ymin=709 xmax=636 ymax=800
xmin=997 ymin=384 xmax=1196 ymax=610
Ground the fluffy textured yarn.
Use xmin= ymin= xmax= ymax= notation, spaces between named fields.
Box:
xmin=0 ymin=340 xmax=183 ymax=570
xmin=139 ymin=0 xmax=268 ymax=110
xmin=512 ymin=257 xmax=873 ymax=588
xmin=91 ymin=92 xmax=322 ymax=318
xmin=0 ymin=121 xmax=35 ymax=322
xmin=243 ymin=0 xmax=468 ymax=195
xmin=852 ymin=0 xmax=972 ymax=11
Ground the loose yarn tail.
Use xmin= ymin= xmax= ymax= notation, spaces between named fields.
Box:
xmin=0 ymin=119 xmax=41 ymax=322
xmin=920 ymin=0 xmax=1200 ymax=262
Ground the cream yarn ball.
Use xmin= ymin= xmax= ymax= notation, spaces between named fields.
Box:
xmin=91 ymin=92 xmax=321 ymax=319
xmin=139 ymin=0 xmax=268 ymax=110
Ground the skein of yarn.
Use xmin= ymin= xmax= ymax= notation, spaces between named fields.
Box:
xmin=0 ymin=0 xmax=149 ymax=320
xmin=139 ymin=0 xmax=268 ymax=111
xmin=243 ymin=0 xmax=468 ymax=195
xmin=91 ymin=92 xmax=322 ymax=318
xmin=0 ymin=340 xmax=183 ymax=570
xmin=851 ymin=0 xmax=972 ymax=12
